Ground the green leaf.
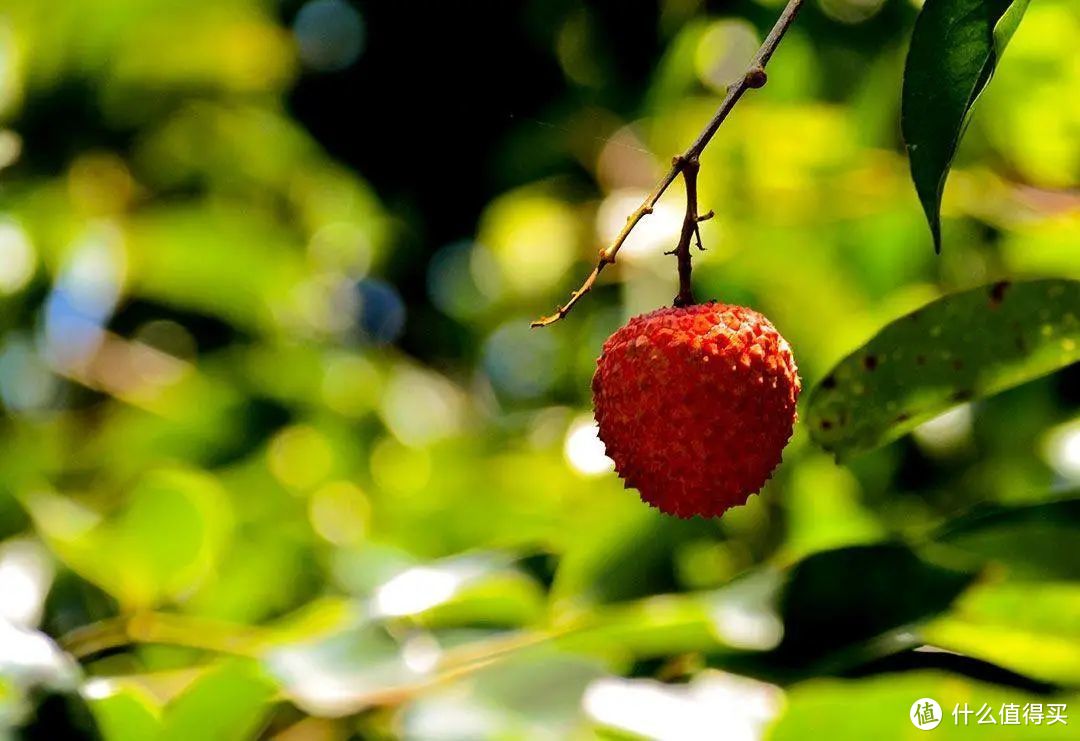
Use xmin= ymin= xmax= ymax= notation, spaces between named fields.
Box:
xmin=158 ymin=660 xmax=277 ymax=741
xmin=86 ymin=685 xmax=161 ymax=741
xmin=902 ymin=0 xmax=1030 ymax=252
xmin=415 ymin=571 xmax=547 ymax=628
xmin=552 ymin=511 xmax=715 ymax=606
xmin=772 ymin=672 xmax=1077 ymax=741
xmin=404 ymin=651 xmax=606 ymax=739
xmin=807 ymin=279 xmax=1080 ymax=459
xmin=28 ymin=468 xmax=232 ymax=608
xmin=934 ymin=498 xmax=1080 ymax=580
xmin=263 ymin=620 xmax=416 ymax=717
xmin=775 ymin=544 xmax=975 ymax=666
xmin=921 ymin=581 xmax=1080 ymax=686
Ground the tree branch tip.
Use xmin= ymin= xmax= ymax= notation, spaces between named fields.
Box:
xmin=531 ymin=312 xmax=561 ymax=328
xmin=697 ymin=210 xmax=714 ymax=222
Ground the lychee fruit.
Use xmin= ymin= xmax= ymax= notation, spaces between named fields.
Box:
xmin=592 ymin=302 xmax=800 ymax=517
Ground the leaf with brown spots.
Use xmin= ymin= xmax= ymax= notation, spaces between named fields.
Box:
xmin=807 ymin=279 xmax=1080 ymax=460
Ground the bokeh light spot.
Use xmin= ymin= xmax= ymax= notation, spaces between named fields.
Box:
xmin=309 ymin=481 xmax=370 ymax=545
xmin=269 ymin=425 xmax=335 ymax=491
xmin=321 ymin=353 xmax=380 ymax=417
xmin=357 ymin=278 xmax=406 ymax=344
xmin=477 ymin=190 xmax=579 ymax=298
xmin=482 ymin=320 xmax=558 ymax=399
xmin=373 ymin=566 xmax=461 ymax=617
xmin=309 ymin=222 xmax=373 ymax=278
xmin=913 ymin=403 xmax=973 ymax=457
xmin=427 ymin=240 xmax=497 ymax=320
xmin=43 ymin=225 xmax=126 ymax=370
xmin=370 ymin=436 xmax=432 ymax=494
xmin=0 ymin=336 xmax=57 ymax=413
xmin=695 ymin=21 xmax=760 ymax=94
xmin=379 ymin=368 xmax=464 ymax=447
xmin=1043 ymin=418 xmax=1080 ymax=480
xmin=0 ymin=539 xmax=52 ymax=628
xmin=0 ymin=219 xmax=35 ymax=294
xmin=597 ymin=190 xmax=684 ymax=265
xmin=293 ymin=0 xmax=365 ymax=72
xmin=819 ymin=0 xmax=887 ymax=25
xmin=564 ymin=415 xmax=614 ymax=476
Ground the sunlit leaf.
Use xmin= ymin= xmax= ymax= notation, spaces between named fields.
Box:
xmin=772 ymin=672 xmax=1077 ymax=740
xmin=262 ymin=619 xmax=418 ymax=718
xmin=560 ymin=570 xmax=785 ymax=659
xmin=416 ymin=571 xmax=547 ymax=629
xmin=126 ymin=207 xmax=306 ymax=333
xmin=558 ymin=593 xmax=724 ymax=660
xmin=28 ymin=469 xmax=231 ymax=608
xmin=158 ymin=660 xmax=277 ymax=741
xmin=902 ymin=0 xmax=1030 ymax=251
xmin=86 ymin=684 xmax=161 ymax=741
xmin=404 ymin=652 xmax=605 ymax=739
xmin=921 ymin=581 xmax=1080 ymax=686
xmin=808 ymin=279 xmax=1080 ymax=459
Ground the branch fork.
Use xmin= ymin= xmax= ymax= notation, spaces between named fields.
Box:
xmin=532 ymin=0 xmax=805 ymax=327
xmin=664 ymin=156 xmax=705 ymax=307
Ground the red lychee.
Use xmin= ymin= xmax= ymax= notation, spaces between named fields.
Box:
xmin=592 ymin=302 xmax=800 ymax=518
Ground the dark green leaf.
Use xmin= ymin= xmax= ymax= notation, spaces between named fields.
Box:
xmin=807 ymin=279 xmax=1080 ymax=459
xmin=934 ymin=498 xmax=1080 ymax=580
xmin=902 ymin=0 xmax=1030 ymax=251
xmin=775 ymin=544 xmax=975 ymax=666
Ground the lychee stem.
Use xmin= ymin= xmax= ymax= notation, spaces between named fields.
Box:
xmin=670 ymin=156 xmax=702 ymax=307
xmin=532 ymin=0 xmax=806 ymax=328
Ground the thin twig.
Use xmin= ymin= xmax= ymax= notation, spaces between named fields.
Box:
xmin=532 ymin=0 xmax=806 ymax=327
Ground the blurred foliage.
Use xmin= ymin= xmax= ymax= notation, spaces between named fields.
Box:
xmin=0 ymin=0 xmax=1077 ymax=739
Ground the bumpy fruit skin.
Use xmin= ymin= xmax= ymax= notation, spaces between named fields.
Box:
xmin=592 ymin=302 xmax=800 ymax=518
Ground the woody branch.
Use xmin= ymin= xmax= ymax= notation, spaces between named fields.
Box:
xmin=532 ymin=0 xmax=805 ymax=327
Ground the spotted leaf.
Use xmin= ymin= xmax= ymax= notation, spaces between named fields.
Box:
xmin=808 ymin=279 xmax=1080 ymax=459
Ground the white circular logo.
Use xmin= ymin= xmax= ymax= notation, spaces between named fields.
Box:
xmin=910 ymin=698 xmax=943 ymax=730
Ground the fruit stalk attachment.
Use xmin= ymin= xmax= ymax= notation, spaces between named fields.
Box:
xmin=666 ymin=156 xmax=711 ymax=307
xmin=532 ymin=0 xmax=806 ymax=327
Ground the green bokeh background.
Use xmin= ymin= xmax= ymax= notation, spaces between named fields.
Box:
xmin=0 ymin=0 xmax=1077 ymax=738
